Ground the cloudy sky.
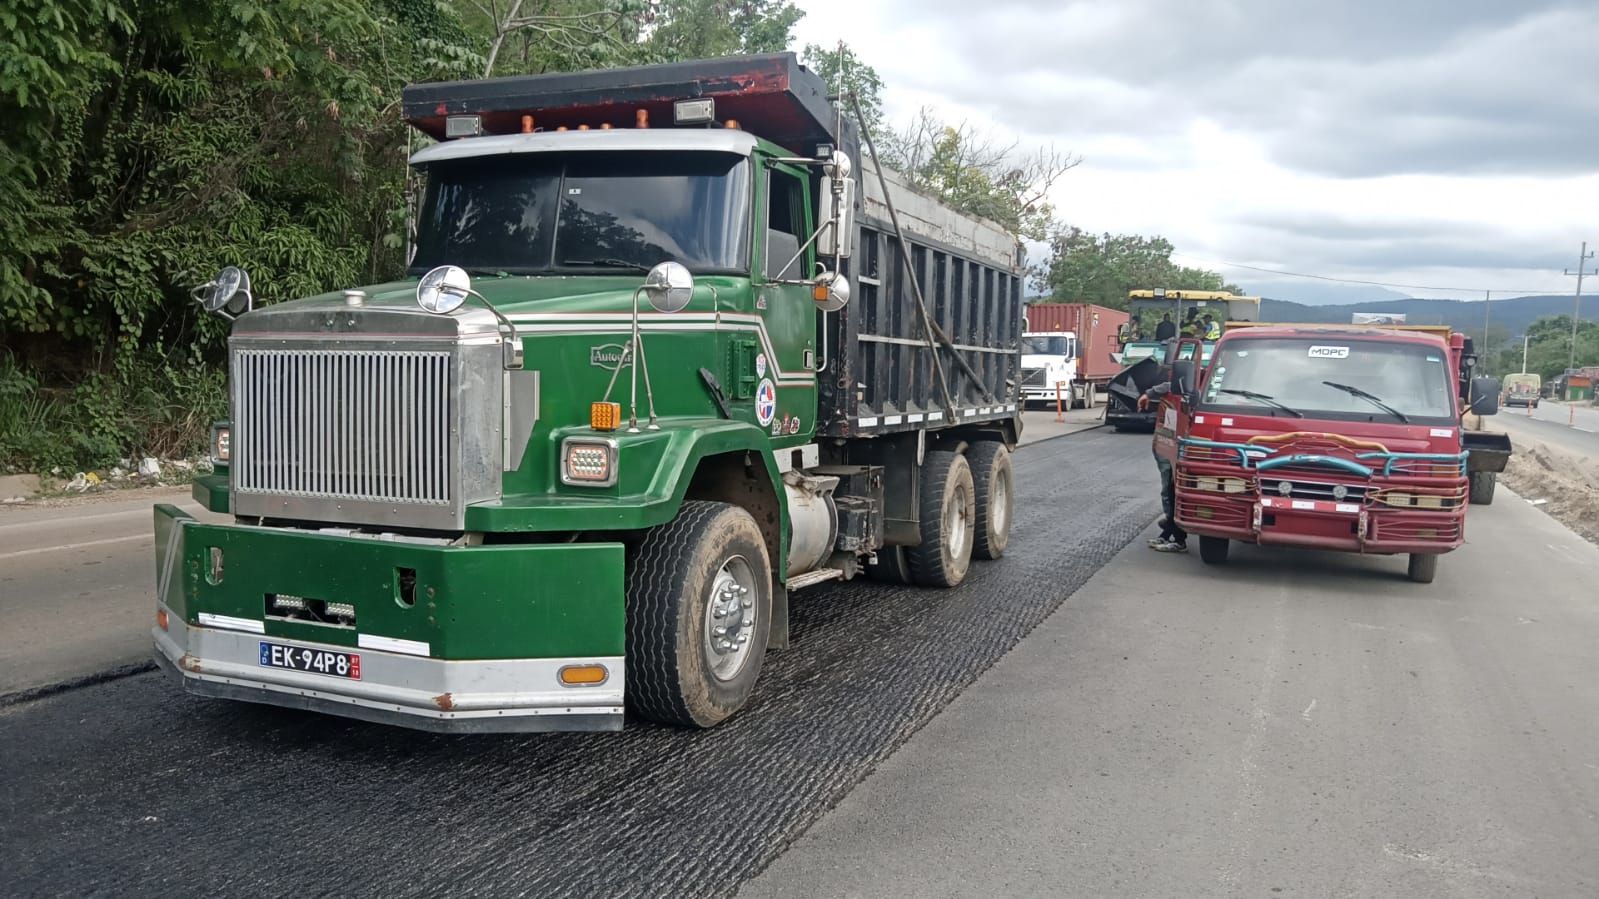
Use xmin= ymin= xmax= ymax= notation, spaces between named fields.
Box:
xmin=790 ymin=0 xmax=1598 ymax=301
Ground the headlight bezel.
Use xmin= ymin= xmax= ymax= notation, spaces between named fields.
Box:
xmin=560 ymin=437 xmax=619 ymax=488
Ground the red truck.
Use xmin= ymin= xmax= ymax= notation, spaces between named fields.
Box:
xmin=1155 ymin=322 xmax=1504 ymax=583
xmin=1021 ymin=302 xmax=1128 ymax=408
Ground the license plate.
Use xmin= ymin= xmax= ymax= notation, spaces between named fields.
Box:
xmin=259 ymin=642 xmax=361 ymax=680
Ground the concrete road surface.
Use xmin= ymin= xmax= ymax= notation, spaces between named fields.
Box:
xmin=0 ymin=490 xmax=226 ymax=697
xmin=1498 ymin=402 xmax=1599 ymax=461
xmin=739 ymin=486 xmax=1599 ymax=899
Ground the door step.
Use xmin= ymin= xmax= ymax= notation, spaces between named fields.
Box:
xmin=787 ymin=568 xmax=844 ymax=591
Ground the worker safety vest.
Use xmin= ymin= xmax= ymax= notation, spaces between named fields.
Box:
xmin=1204 ymin=321 xmax=1221 ymax=340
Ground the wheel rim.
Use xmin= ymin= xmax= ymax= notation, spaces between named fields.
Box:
xmin=946 ymin=482 xmax=971 ymax=560
xmin=992 ymin=467 xmax=1010 ymax=538
xmin=703 ymin=554 xmax=758 ymax=682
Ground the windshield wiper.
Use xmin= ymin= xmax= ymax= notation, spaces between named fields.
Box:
xmin=561 ymin=258 xmax=652 ymax=273
xmin=1218 ymin=388 xmax=1304 ymax=418
xmin=1322 ymin=380 xmax=1409 ymax=423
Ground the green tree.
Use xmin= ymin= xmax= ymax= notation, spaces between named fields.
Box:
xmin=1495 ymin=315 xmax=1599 ymax=380
xmin=801 ymin=41 xmax=885 ymax=140
xmin=641 ymin=0 xmax=803 ymax=61
xmin=1031 ymin=227 xmax=1238 ymax=309
xmin=885 ymin=107 xmax=1079 ymax=241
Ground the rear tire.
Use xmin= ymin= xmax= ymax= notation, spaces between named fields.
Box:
xmin=968 ymin=441 xmax=1013 ymax=561
xmin=1468 ymin=470 xmax=1496 ymax=505
xmin=907 ymin=450 xmax=976 ymax=588
xmin=864 ymin=545 xmax=915 ymax=584
xmin=1407 ymin=553 xmax=1438 ymax=584
xmin=625 ymin=501 xmax=772 ymax=728
xmin=1198 ymin=536 xmax=1230 ymax=564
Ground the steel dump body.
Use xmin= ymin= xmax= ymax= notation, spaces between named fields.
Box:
xmin=829 ymin=167 xmax=1024 ymax=437
xmin=1161 ymin=325 xmax=1474 ymax=560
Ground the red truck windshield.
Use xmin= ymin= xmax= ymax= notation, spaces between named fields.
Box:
xmin=410 ymin=152 xmax=752 ymax=276
xmin=1199 ymin=336 xmax=1456 ymax=424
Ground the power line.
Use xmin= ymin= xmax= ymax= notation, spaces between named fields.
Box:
xmin=1170 ymin=254 xmax=1559 ymax=296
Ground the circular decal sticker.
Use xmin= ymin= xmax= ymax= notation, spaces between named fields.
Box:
xmin=755 ymin=379 xmax=777 ymax=426
xmin=754 ymin=353 xmax=767 ymax=378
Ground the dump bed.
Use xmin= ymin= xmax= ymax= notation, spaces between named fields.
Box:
xmin=821 ymin=166 xmax=1024 ymax=438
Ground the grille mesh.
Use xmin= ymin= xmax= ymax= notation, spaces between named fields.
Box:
xmin=233 ymin=349 xmax=452 ymax=506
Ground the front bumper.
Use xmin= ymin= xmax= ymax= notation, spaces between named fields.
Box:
xmin=152 ymin=504 xmax=626 ymax=733
xmin=1173 ymin=438 xmax=1468 ymax=555
xmin=1176 ymin=490 xmax=1464 ymax=555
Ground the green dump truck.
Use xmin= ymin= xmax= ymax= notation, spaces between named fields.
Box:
xmin=153 ymin=53 xmax=1025 ymax=733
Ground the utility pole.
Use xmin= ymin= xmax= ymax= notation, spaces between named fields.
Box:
xmin=1565 ymin=241 xmax=1596 ymax=371
xmin=1482 ymin=289 xmax=1491 ymax=373
xmin=1523 ymin=334 xmax=1530 ymax=374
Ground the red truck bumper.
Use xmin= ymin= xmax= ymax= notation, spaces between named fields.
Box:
xmin=1176 ymin=489 xmax=1465 ymax=555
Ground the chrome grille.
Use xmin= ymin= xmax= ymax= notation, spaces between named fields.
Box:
xmin=1020 ymin=367 xmax=1047 ymax=387
xmin=233 ymin=349 xmax=453 ymax=507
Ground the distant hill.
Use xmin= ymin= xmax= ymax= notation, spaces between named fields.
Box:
xmin=1258 ymin=295 xmax=1575 ymax=337
xmin=1242 ymin=282 xmax=1411 ymax=307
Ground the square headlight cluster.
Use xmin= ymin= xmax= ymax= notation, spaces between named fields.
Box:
xmin=561 ymin=438 xmax=618 ymax=488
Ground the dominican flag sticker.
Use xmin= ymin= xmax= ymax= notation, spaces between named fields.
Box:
xmin=755 ymin=379 xmax=777 ymax=426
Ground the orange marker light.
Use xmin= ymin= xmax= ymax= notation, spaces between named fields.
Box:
xmin=636 ymin=108 xmax=649 ymax=128
xmin=556 ymin=125 xmax=568 ymax=132
xmin=521 ymin=115 xmax=533 ymax=133
xmin=578 ymin=124 xmax=590 ymax=131
xmin=812 ymin=283 xmax=830 ymax=302
xmin=559 ymin=664 xmax=608 ymax=686
xmin=157 ymin=608 xmax=169 ymax=631
xmin=600 ymin=123 xmax=613 ymax=130
xmin=724 ymin=118 xmax=740 ymax=130
xmin=590 ymin=402 xmax=622 ymax=432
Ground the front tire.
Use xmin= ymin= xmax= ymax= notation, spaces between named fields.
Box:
xmin=1469 ymin=470 xmax=1496 ymax=505
xmin=1199 ymin=536 xmax=1230 ymax=564
xmin=1407 ymin=553 xmax=1438 ymax=584
xmin=969 ymin=441 xmax=1014 ymax=561
xmin=625 ymin=500 xmax=773 ymax=728
xmin=907 ymin=450 xmax=976 ymax=588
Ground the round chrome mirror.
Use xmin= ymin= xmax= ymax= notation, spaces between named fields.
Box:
xmin=824 ymin=150 xmax=852 ymax=180
xmin=814 ymin=271 xmax=850 ymax=312
xmin=643 ymin=261 xmax=694 ymax=313
xmin=201 ymin=266 xmax=248 ymax=312
xmin=417 ymin=265 xmax=471 ymax=314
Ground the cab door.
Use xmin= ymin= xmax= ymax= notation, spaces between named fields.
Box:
xmin=754 ymin=162 xmax=818 ymax=443
xmin=1154 ymin=337 xmax=1206 ymax=464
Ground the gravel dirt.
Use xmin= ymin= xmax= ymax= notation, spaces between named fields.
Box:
xmin=1499 ymin=437 xmax=1599 ymax=548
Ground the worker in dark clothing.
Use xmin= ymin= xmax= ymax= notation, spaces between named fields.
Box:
xmin=1138 ymin=381 xmax=1187 ymax=552
xmin=1154 ymin=313 xmax=1176 ymax=341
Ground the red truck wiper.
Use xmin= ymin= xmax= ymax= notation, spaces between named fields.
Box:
xmin=1218 ymin=388 xmax=1304 ymax=418
xmin=1322 ymin=380 xmax=1409 ymax=424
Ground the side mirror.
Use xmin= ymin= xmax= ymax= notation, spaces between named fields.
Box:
xmin=192 ymin=265 xmax=253 ymax=319
xmin=643 ymin=261 xmax=694 ymax=313
xmin=1470 ymin=376 xmax=1501 ymax=416
xmin=1171 ymin=360 xmax=1196 ymax=404
xmin=813 ymin=270 xmax=850 ymax=312
xmin=816 ymin=151 xmax=855 ymax=259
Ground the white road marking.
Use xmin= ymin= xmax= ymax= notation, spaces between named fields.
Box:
xmin=0 ymin=533 xmax=151 ymax=560
xmin=1301 ymin=699 xmax=1317 ymax=721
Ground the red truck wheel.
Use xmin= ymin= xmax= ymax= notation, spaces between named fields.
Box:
xmin=1407 ymin=553 xmax=1438 ymax=584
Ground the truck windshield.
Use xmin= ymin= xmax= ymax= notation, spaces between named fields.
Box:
xmin=1199 ymin=337 xmax=1456 ymax=423
xmin=410 ymin=152 xmax=752 ymax=276
xmin=1023 ymin=336 xmax=1069 ymax=355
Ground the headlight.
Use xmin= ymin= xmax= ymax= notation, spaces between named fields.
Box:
xmin=561 ymin=438 xmax=618 ymax=487
xmin=210 ymin=422 xmax=231 ymax=465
